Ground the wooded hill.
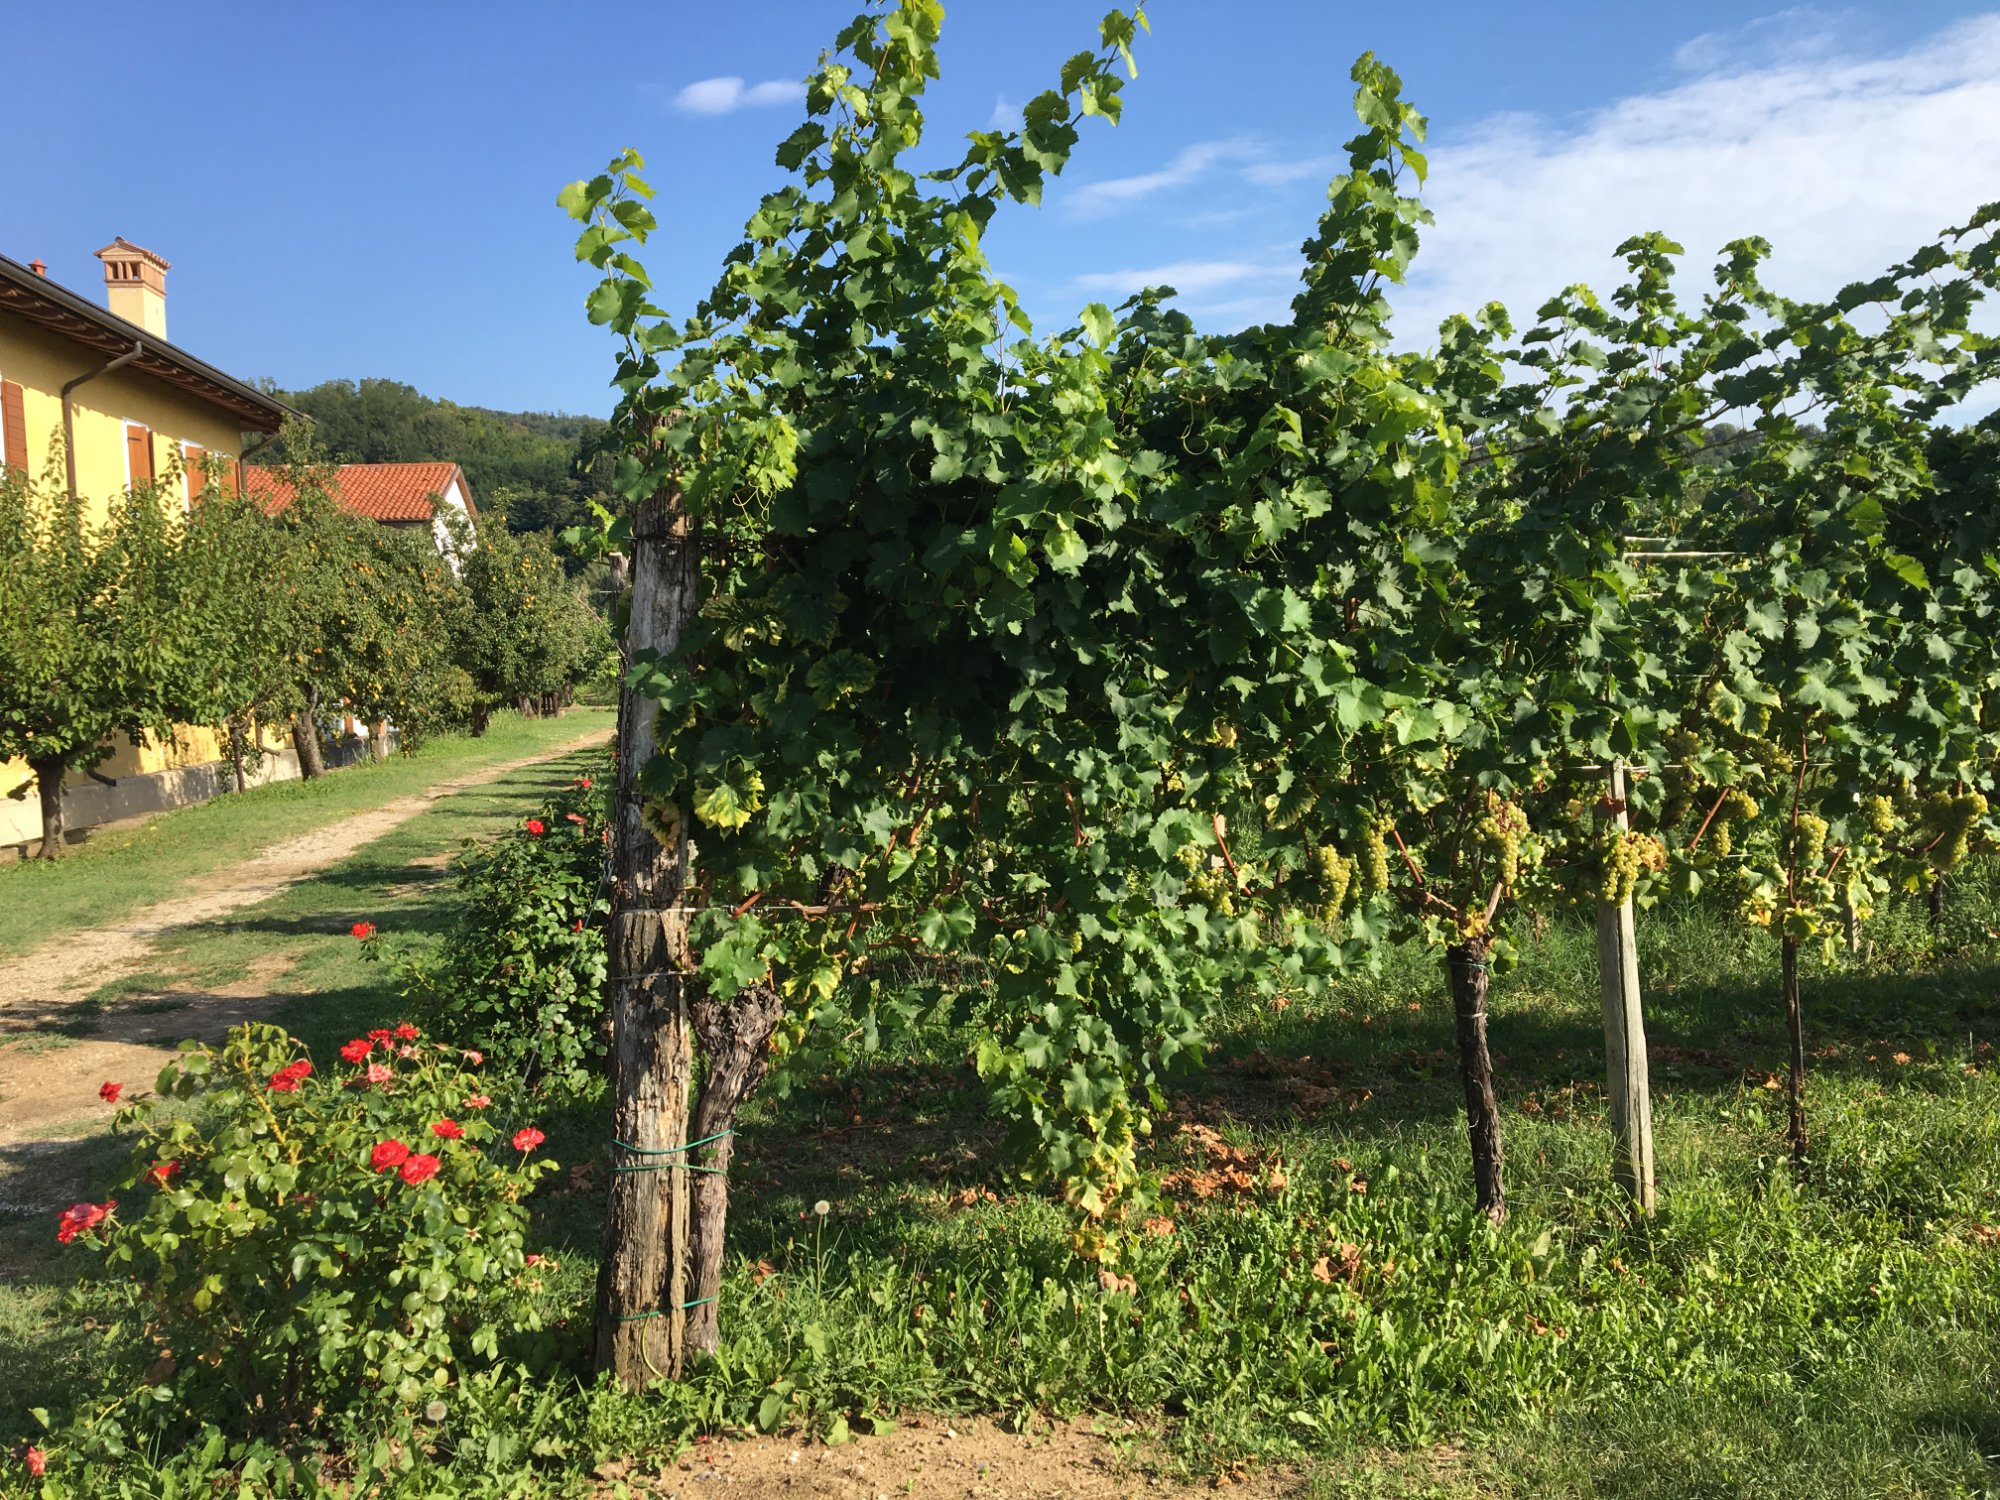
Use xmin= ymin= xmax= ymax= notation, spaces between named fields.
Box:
xmin=256 ymin=377 xmax=615 ymax=535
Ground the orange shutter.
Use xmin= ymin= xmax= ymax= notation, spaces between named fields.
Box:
xmin=126 ymin=423 xmax=154 ymax=484
xmin=183 ymin=443 xmax=205 ymax=504
xmin=0 ymin=381 xmax=24 ymax=476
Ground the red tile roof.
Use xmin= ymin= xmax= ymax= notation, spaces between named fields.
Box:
xmin=246 ymin=461 xmax=476 ymax=524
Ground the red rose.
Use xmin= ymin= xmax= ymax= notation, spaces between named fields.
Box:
xmin=23 ymin=1445 xmax=46 ymax=1476
xmin=525 ymin=819 xmax=546 ymax=836
xmin=394 ymin=1023 xmax=421 ymax=1041
xmin=431 ymin=1119 xmax=464 ymax=1140
xmin=351 ymin=921 xmax=377 ymax=940
xmin=400 ymin=1153 xmax=441 ymax=1186
xmin=462 ymin=1049 xmax=484 ymax=1066
xmin=367 ymin=1028 xmax=392 ymax=1042
xmin=464 ymin=1094 xmax=492 ymax=1109
xmin=370 ymin=1139 xmax=411 ymax=1172
xmin=145 ymin=1159 xmax=181 ymax=1189
xmin=340 ymin=1038 xmax=372 ymax=1064
xmin=512 ymin=1127 xmax=546 ymax=1153
xmin=572 ymin=919 xmax=584 ymax=932
xmin=56 ymin=1200 xmax=114 ymax=1245
xmin=365 ymin=1063 xmax=393 ymax=1085
xmin=564 ymin=812 xmax=586 ymax=825
xmin=577 ymin=777 xmax=592 ymax=789
xmin=269 ymin=1059 xmax=311 ymax=1092
xmin=99 ymin=1081 xmax=123 ymax=1104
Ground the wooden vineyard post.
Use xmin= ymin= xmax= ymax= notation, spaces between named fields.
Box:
xmin=1597 ymin=762 xmax=1656 ymax=1213
xmin=594 ymin=484 xmax=702 ymax=1388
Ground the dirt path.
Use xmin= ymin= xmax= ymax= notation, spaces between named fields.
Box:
xmin=0 ymin=728 xmax=607 ymax=1149
xmin=600 ymin=1415 xmax=1311 ymax=1498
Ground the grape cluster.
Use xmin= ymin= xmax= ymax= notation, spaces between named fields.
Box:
xmin=1707 ymin=789 xmax=1760 ymax=858
xmin=1597 ymin=829 xmax=1667 ymax=905
xmin=1475 ymin=794 xmax=1529 ymax=889
xmin=1862 ymin=793 xmax=1897 ymax=837
xmin=1920 ymin=789 xmax=1989 ymax=870
xmin=1788 ymin=811 xmax=1828 ymax=875
xmin=1660 ymin=728 xmax=1705 ymax=826
xmin=1362 ymin=819 xmax=1392 ymax=895
xmin=1310 ymin=843 xmax=1354 ymax=926
xmin=1177 ymin=843 xmax=1238 ymax=917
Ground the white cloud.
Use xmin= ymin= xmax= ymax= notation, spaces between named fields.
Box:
xmin=1056 ymin=8 xmax=2000 ymax=385
xmin=672 ymin=75 xmax=804 ymax=115
xmin=1073 ymin=258 xmax=1290 ymax=299
xmin=988 ymin=97 xmax=1025 ymax=132
xmin=1395 ymin=11 xmax=2000 ymax=349
xmin=1064 ymin=138 xmax=1326 ymax=218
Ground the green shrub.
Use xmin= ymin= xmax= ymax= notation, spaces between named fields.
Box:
xmin=399 ymin=769 xmax=610 ymax=1087
xmin=63 ymin=1023 xmax=558 ymax=1444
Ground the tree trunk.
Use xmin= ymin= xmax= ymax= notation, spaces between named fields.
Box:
xmin=685 ymin=983 xmax=786 ymax=1355
xmin=294 ymin=688 xmax=326 ymax=781
xmin=1447 ymin=936 xmax=1506 ymax=1223
xmin=1840 ymin=899 xmax=1859 ymax=958
xmin=30 ymin=756 xmax=66 ymax=861
xmin=470 ymin=703 xmax=491 ymax=739
xmin=1782 ymin=934 xmax=1808 ymax=1169
xmin=228 ymin=718 xmax=248 ymax=795
xmin=595 ymin=486 xmax=703 ymax=1389
xmin=369 ymin=720 xmax=389 ymax=764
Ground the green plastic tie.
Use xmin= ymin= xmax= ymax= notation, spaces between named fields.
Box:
xmin=611 ymin=1128 xmax=734 ymax=1156
xmin=609 ymin=1128 xmax=733 ymax=1173
xmin=617 ymin=1295 xmax=717 ymax=1322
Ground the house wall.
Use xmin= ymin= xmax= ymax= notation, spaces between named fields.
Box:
xmin=0 ymin=307 xmax=255 ymax=824
xmin=0 ymin=311 xmax=246 ymax=516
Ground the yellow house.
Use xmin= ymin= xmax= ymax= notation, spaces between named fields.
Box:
xmin=0 ymin=241 xmax=294 ymax=852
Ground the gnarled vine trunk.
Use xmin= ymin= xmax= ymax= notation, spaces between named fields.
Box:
xmin=685 ymin=983 xmax=785 ymax=1355
xmin=30 ymin=756 xmax=66 ymax=861
xmin=1447 ymin=936 xmax=1506 ymax=1222
xmin=1782 ymin=934 xmax=1808 ymax=1168
xmin=369 ymin=720 xmax=389 ymax=763
xmin=595 ymin=487 xmax=703 ymax=1388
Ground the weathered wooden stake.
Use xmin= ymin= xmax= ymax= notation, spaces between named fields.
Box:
xmin=594 ymin=486 xmax=702 ymax=1388
xmin=1596 ymin=763 xmax=1656 ymax=1213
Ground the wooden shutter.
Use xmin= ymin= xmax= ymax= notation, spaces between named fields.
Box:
xmin=183 ymin=443 xmax=205 ymax=504
xmin=0 ymin=381 xmax=24 ymax=476
xmin=126 ymin=423 xmax=154 ymax=484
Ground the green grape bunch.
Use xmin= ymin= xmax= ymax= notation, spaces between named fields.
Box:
xmin=1474 ymin=793 xmax=1530 ymax=889
xmin=1311 ymin=842 xmax=1355 ymax=927
xmin=1918 ymin=789 xmax=1989 ymax=871
xmin=1598 ymin=828 xmax=1667 ymax=905
xmin=1362 ymin=819 xmax=1392 ymax=895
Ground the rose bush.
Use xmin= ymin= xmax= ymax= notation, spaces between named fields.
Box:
xmin=397 ymin=767 xmax=610 ymax=1088
xmin=72 ymin=1022 xmax=556 ymax=1437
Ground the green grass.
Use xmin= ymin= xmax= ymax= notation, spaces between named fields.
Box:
xmin=0 ymin=707 xmax=611 ymax=957
xmin=6 ymin=809 xmax=1998 ymax=1496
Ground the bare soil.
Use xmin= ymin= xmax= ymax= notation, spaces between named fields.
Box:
xmin=0 ymin=730 xmax=607 ymax=1152
xmin=594 ymin=1415 xmax=1312 ymax=1498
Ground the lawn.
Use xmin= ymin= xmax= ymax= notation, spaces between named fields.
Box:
xmin=0 ymin=708 xmax=611 ymax=957
xmin=4 ymin=765 xmax=1996 ymax=1496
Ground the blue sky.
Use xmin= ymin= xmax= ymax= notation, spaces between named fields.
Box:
xmin=5 ymin=2 xmax=1997 ymax=417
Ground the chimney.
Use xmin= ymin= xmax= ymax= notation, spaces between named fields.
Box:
xmin=93 ymin=238 xmax=171 ymax=339
xmin=28 ymin=259 xmax=46 ymax=277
